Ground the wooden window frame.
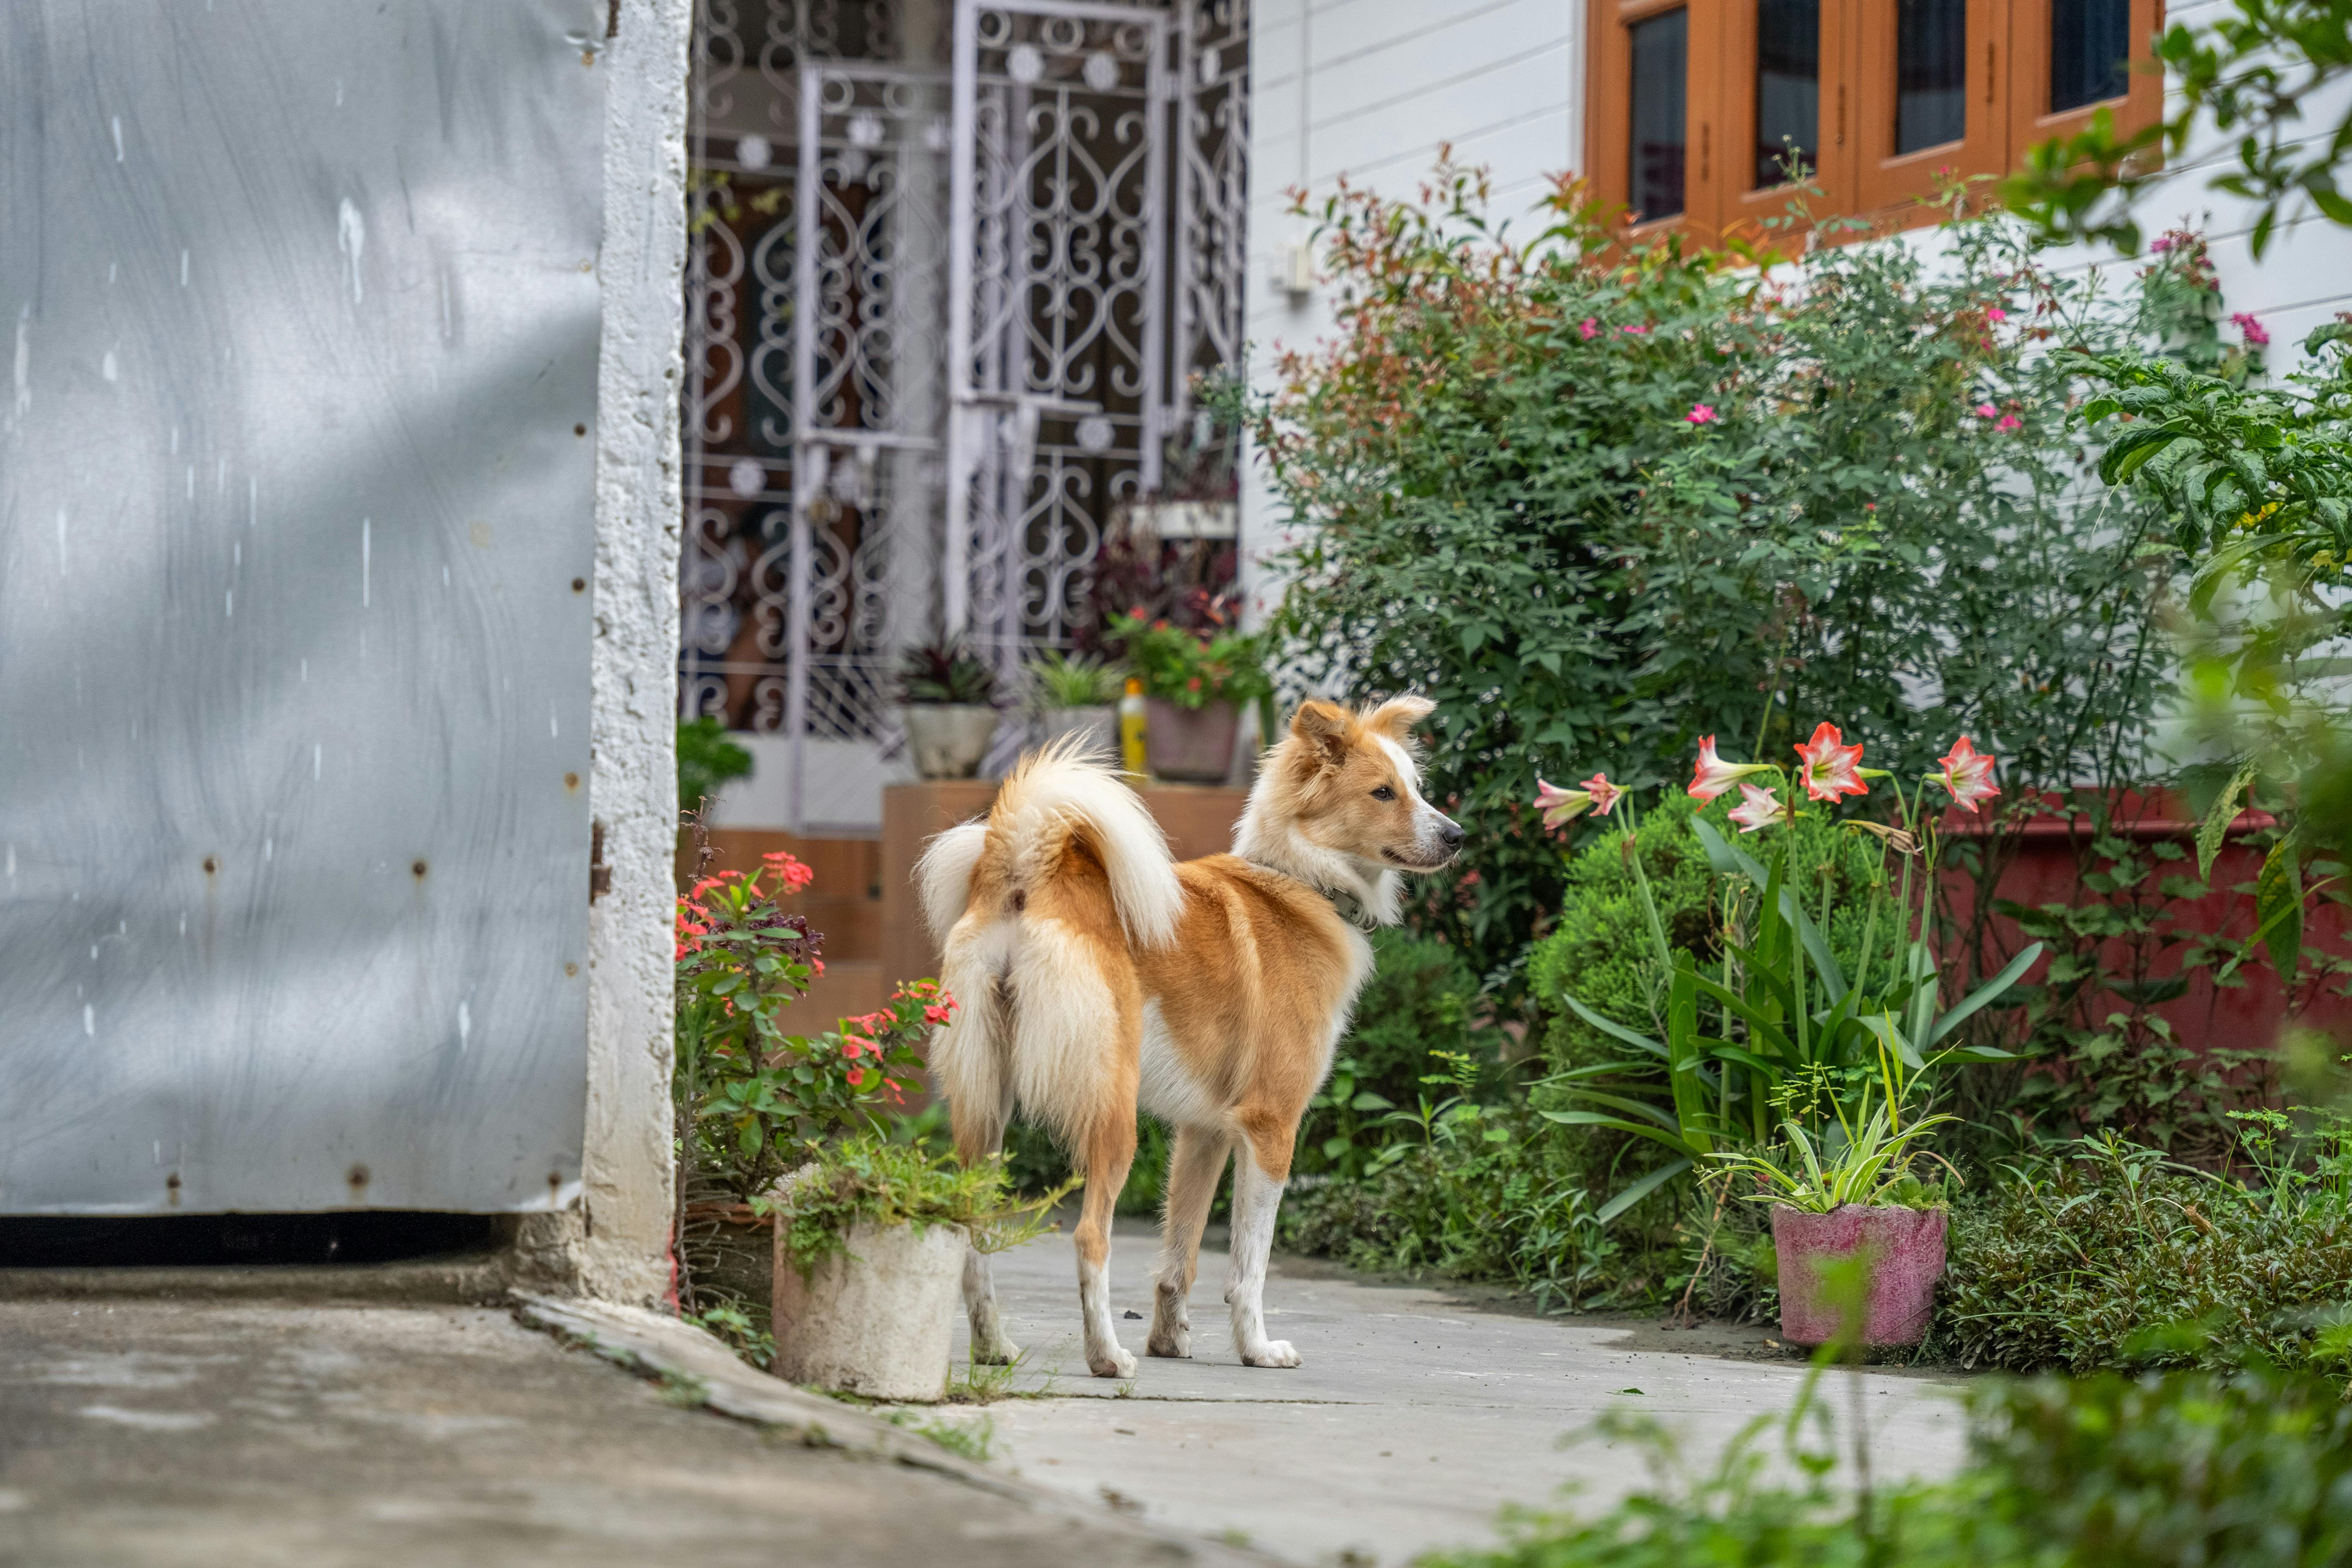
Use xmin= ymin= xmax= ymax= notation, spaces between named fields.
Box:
xmin=1585 ymin=0 xmax=2162 ymax=243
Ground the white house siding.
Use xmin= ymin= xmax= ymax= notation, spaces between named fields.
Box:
xmin=1240 ymin=0 xmax=2352 ymax=610
xmin=1239 ymin=0 xmax=1586 ymax=625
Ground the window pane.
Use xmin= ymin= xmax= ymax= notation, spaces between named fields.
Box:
xmin=1755 ymin=0 xmax=1820 ymax=187
xmin=1895 ymin=0 xmax=1967 ymax=154
xmin=2050 ymin=0 xmax=2130 ymax=112
xmin=1629 ymin=9 xmax=1687 ymax=221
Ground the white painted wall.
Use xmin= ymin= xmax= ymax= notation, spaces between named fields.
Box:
xmin=1239 ymin=0 xmax=1586 ymax=621
xmin=519 ymin=0 xmax=693 ymax=1307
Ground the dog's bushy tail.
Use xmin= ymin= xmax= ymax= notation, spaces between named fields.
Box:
xmin=916 ymin=733 xmax=1183 ymax=950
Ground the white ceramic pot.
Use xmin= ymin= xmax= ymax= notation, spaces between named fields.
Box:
xmin=900 ymin=703 xmax=1000 ymax=779
xmin=771 ymin=1218 xmax=967 ymax=1401
xmin=1039 ymin=704 xmax=1117 ymax=759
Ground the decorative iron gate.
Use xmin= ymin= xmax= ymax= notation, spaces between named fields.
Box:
xmin=681 ymin=0 xmax=1248 ymax=831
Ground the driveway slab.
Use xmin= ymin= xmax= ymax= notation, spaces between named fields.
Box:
xmin=947 ymin=1219 xmax=1970 ymax=1565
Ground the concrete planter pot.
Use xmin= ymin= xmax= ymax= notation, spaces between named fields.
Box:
xmin=771 ymin=1217 xmax=967 ymax=1401
xmin=900 ymin=703 xmax=999 ymax=780
xmin=1039 ymin=704 xmax=1117 ymax=759
xmin=1143 ymin=697 xmax=1238 ymax=783
xmin=1771 ymin=1203 xmax=1947 ymax=1347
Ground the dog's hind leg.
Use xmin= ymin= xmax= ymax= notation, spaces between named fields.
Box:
xmin=946 ymin=972 xmax=1022 ymax=1366
xmin=1073 ymin=1096 xmax=1140 ymax=1378
xmin=1149 ymin=1126 xmax=1230 ymax=1358
xmin=1225 ymin=1117 xmax=1302 ymax=1369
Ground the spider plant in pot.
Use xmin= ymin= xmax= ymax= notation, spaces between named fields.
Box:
xmin=897 ymin=639 xmax=1002 ymax=780
xmin=1707 ymin=1050 xmax=1961 ymax=1348
xmin=1026 ymin=649 xmax=1128 ymax=758
xmin=767 ymin=1135 xmax=1065 ymax=1401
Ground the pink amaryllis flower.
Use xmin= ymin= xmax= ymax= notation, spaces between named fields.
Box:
xmin=1933 ymin=736 xmax=2001 ymax=813
xmin=1985 ymin=307 xmax=2008 ymax=323
xmin=1794 ymin=722 xmax=1868 ymax=803
xmin=1994 ymin=414 xmax=2022 ymax=433
xmin=1533 ymin=775 xmax=1619 ymax=828
xmin=1974 ymin=402 xmax=1999 ymax=418
xmin=1686 ymin=403 xmax=1718 ymax=425
xmin=1687 ymin=735 xmax=1771 ymax=802
xmin=1728 ymin=781 xmax=1782 ymax=834
xmin=1579 ymin=317 xmax=1600 ymax=341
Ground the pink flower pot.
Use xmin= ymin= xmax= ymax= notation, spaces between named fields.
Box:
xmin=1143 ymin=698 xmax=1239 ymax=783
xmin=1771 ymin=1203 xmax=1947 ymax=1347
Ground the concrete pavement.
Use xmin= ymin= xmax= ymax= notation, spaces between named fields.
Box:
xmin=941 ymin=1217 xmax=1971 ymax=1565
xmin=0 ymin=1297 xmax=1249 ymax=1568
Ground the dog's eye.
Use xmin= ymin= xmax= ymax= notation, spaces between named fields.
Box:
xmin=1370 ymin=785 xmax=1396 ymax=801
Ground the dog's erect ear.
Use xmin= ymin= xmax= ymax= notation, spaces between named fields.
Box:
xmin=1365 ymin=694 xmax=1436 ymax=743
xmin=1289 ymin=700 xmax=1357 ymax=769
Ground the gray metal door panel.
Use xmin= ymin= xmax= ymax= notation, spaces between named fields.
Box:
xmin=0 ymin=3 xmax=606 ymax=1214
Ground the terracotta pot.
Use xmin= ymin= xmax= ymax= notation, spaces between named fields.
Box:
xmin=1038 ymin=704 xmax=1117 ymax=759
xmin=1143 ymin=697 xmax=1238 ymax=783
xmin=899 ymin=703 xmax=1000 ymax=779
xmin=1771 ymin=1203 xmax=1947 ymax=1347
xmin=771 ymin=1218 xmax=967 ymax=1401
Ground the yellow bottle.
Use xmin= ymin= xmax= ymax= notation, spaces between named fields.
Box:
xmin=1119 ymin=676 xmax=1149 ymax=779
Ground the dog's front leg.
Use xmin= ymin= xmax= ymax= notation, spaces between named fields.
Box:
xmin=1225 ymin=1139 xmax=1300 ymax=1368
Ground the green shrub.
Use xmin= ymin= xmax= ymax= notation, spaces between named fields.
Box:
xmin=1429 ymin=1364 xmax=2352 ymax=1568
xmin=1930 ymin=1134 xmax=2352 ymax=1376
xmin=1525 ymin=792 xmax=1888 ymax=1074
xmin=1257 ymin=168 xmax=2194 ymax=989
xmin=678 ymin=716 xmax=752 ymax=814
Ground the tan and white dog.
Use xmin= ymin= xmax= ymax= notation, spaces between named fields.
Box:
xmin=917 ymin=696 xmax=1463 ymax=1376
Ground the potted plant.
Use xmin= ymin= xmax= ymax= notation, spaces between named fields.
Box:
xmin=896 ymin=640 xmax=1002 ymax=780
xmin=1708 ymin=1062 xmax=1959 ymax=1347
xmin=1105 ymin=610 xmax=1274 ymax=783
xmin=767 ymin=1136 xmax=1058 ymax=1401
xmin=1027 ymin=649 xmax=1128 ymax=757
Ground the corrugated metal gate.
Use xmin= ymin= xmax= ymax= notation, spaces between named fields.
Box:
xmin=0 ymin=3 xmax=605 ymax=1214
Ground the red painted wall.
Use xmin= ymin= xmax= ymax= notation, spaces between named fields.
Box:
xmin=1935 ymin=793 xmax=2352 ymax=1058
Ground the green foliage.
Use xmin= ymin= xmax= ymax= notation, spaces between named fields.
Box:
xmin=1102 ymin=609 xmax=1272 ymax=711
xmin=1279 ymin=1107 xmax=1617 ymax=1312
xmin=1257 ymin=168 xmax=2176 ymax=985
xmin=1431 ymin=1363 xmax=2352 ymax=1568
xmin=1298 ymin=928 xmax=1484 ymax=1180
xmin=678 ymin=716 xmax=753 ymax=814
xmin=897 ymin=639 xmax=1000 ymax=706
xmin=2004 ymin=0 xmax=2352 ymax=257
xmin=1027 ymin=649 xmax=1129 ymax=709
xmin=1930 ymin=1131 xmax=2352 ymax=1375
xmin=1538 ymin=796 xmax=2033 ymax=1217
xmin=769 ymin=1134 xmax=1062 ymax=1277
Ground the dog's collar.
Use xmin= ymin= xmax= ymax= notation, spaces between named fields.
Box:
xmin=1246 ymin=857 xmax=1375 ymax=930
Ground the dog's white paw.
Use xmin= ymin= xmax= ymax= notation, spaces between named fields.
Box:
xmin=972 ymin=1334 xmax=1023 ymax=1367
xmin=1089 ymin=1343 xmax=1139 ymax=1379
xmin=1147 ymin=1324 xmax=1191 ymax=1359
xmin=1240 ymin=1339 xmax=1301 ymax=1368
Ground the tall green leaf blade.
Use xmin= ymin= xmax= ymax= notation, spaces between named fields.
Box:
xmin=1594 ymin=1157 xmax=1694 ymax=1224
xmin=1667 ymin=959 xmax=1711 ymax=1155
xmin=1560 ymin=994 xmax=1670 ymax=1059
xmin=1778 ymin=887 xmax=1848 ymax=1001
xmin=1927 ymin=941 xmax=2045 ymax=1045
xmin=2196 ymin=760 xmax=2259 ymax=881
xmin=2257 ymin=835 xmax=2305 ymax=978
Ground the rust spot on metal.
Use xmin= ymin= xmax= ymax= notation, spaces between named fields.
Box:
xmin=202 ymin=856 xmax=217 ymax=874
xmin=564 ymin=962 xmax=578 ymax=977
xmin=590 ymin=820 xmax=612 ymax=901
xmin=574 ymin=423 xmax=587 ymax=437
xmin=347 ymin=1164 xmax=370 ymax=1190
xmin=564 ymin=772 xmax=580 ymax=792
xmin=411 ymin=859 xmax=428 ymax=879
xmin=165 ymin=1172 xmax=182 ymax=1207
xmin=571 ymin=577 xmax=586 ymax=593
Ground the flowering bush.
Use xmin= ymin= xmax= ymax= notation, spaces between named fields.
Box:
xmin=674 ymin=852 xmax=955 ymax=1202
xmin=1254 ymin=163 xmax=2214 ymax=985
